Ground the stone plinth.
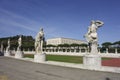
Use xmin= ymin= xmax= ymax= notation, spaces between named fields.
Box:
xmin=34 ymin=53 xmax=46 ymax=62
xmin=4 ymin=51 xmax=11 ymax=56
xmin=83 ymin=54 xmax=101 ymax=69
xmin=15 ymin=51 xmax=24 ymax=58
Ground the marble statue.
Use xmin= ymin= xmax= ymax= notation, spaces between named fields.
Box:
xmin=35 ymin=28 xmax=44 ymax=53
xmin=85 ymin=20 xmax=104 ymax=54
xmin=4 ymin=39 xmax=11 ymax=56
xmin=15 ymin=35 xmax=23 ymax=58
xmin=0 ymin=42 xmax=3 ymax=52
xmin=17 ymin=36 xmax=22 ymax=51
xmin=6 ymin=39 xmax=10 ymax=51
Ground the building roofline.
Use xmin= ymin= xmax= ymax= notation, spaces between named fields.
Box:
xmin=47 ymin=37 xmax=87 ymax=43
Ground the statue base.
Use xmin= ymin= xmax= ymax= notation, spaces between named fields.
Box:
xmin=4 ymin=51 xmax=11 ymax=56
xmin=0 ymin=52 xmax=4 ymax=56
xmin=34 ymin=53 xmax=46 ymax=62
xmin=15 ymin=51 xmax=24 ymax=58
xmin=83 ymin=54 xmax=101 ymax=69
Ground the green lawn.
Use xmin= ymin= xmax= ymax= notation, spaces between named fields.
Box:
xmin=102 ymin=57 xmax=112 ymax=60
xmin=24 ymin=54 xmax=34 ymax=58
xmin=24 ymin=54 xmax=83 ymax=63
xmin=24 ymin=54 xmax=112 ymax=64
xmin=46 ymin=55 xmax=83 ymax=63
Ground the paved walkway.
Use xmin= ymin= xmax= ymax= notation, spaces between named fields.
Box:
xmin=0 ymin=57 xmax=120 ymax=80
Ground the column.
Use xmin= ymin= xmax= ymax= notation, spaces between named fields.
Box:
xmin=106 ymin=48 xmax=108 ymax=54
xmin=98 ymin=48 xmax=101 ymax=54
xmin=115 ymin=48 xmax=118 ymax=54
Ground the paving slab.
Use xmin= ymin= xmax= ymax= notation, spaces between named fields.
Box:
xmin=0 ymin=56 xmax=120 ymax=80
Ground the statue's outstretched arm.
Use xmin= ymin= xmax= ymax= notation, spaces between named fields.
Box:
xmin=96 ymin=20 xmax=104 ymax=27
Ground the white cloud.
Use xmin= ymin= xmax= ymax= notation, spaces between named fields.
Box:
xmin=0 ymin=8 xmax=38 ymax=32
xmin=0 ymin=8 xmax=59 ymax=38
xmin=0 ymin=8 xmax=38 ymax=24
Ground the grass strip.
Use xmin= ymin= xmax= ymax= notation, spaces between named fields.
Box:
xmin=24 ymin=54 xmax=113 ymax=64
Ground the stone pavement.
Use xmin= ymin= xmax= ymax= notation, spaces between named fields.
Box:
xmin=0 ymin=56 xmax=120 ymax=80
xmin=13 ymin=56 xmax=120 ymax=73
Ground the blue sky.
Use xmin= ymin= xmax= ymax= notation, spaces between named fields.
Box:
xmin=0 ymin=0 xmax=120 ymax=44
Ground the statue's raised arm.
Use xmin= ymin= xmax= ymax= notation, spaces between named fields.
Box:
xmin=95 ymin=20 xmax=104 ymax=28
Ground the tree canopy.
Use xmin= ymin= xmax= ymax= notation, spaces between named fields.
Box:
xmin=0 ymin=35 xmax=35 ymax=51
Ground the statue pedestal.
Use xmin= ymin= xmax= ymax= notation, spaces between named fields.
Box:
xmin=15 ymin=51 xmax=24 ymax=58
xmin=0 ymin=52 xmax=4 ymax=56
xmin=34 ymin=53 xmax=46 ymax=62
xmin=4 ymin=51 xmax=11 ymax=56
xmin=83 ymin=54 xmax=101 ymax=69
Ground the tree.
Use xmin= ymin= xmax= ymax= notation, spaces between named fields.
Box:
xmin=70 ymin=43 xmax=79 ymax=47
xmin=101 ymin=42 xmax=112 ymax=48
xmin=113 ymin=41 xmax=120 ymax=47
xmin=57 ymin=44 xmax=70 ymax=47
xmin=79 ymin=43 xmax=88 ymax=47
xmin=45 ymin=44 xmax=56 ymax=47
xmin=0 ymin=35 xmax=35 ymax=51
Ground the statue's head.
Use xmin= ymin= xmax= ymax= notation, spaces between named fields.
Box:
xmin=8 ymin=39 xmax=10 ymax=41
xmin=91 ymin=20 xmax=95 ymax=25
xmin=19 ymin=35 xmax=22 ymax=38
xmin=39 ymin=27 xmax=44 ymax=37
xmin=40 ymin=28 xmax=43 ymax=31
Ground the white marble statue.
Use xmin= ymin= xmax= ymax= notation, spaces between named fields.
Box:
xmin=17 ymin=36 xmax=22 ymax=51
xmin=35 ymin=28 xmax=44 ymax=53
xmin=6 ymin=39 xmax=10 ymax=51
xmin=85 ymin=20 xmax=104 ymax=54
xmin=15 ymin=35 xmax=23 ymax=58
xmin=0 ymin=42 xmax=3 ymax=52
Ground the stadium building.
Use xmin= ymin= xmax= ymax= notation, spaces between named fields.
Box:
xmin=46 ymin=37 xmax=87 ymax=45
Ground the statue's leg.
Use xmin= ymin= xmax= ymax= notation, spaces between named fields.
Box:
xmin=91 ymin=41 xmax=98 ymax=54
xmin=88 ymin=43 xmax=91 ymax=52
xmin=35 ymin=42 xmax=39 ymax=53
xmin=35 ymin=42 xmax=37 ymax=53
xmin=41 ymin=41 xmax=43 ymax=52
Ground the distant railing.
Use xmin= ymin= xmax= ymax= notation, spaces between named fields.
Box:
xmin=2 ymin=47 xmax=120 ymax=58
xmin=9 ymin=47 xmax=120 ymax=54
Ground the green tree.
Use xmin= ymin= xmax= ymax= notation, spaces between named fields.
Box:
xmin=79 ymin=43 xmax=88 ymax=47
xmin=57 ymin=44 xmax=70 ymax=47
xmin=0 ymin=35 xmax=35 ymax=51
xmin=102 ymin=42 xmax=112 ymax=48
xmin=70 ymin=43 xmax=79 ymax=47
xmin=45 ymin=44 xmax=56 ymax=47
xmin=113 ymin=41 xmax=120 ymax=48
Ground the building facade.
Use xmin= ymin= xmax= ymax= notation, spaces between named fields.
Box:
xmin=46 ymin=37 xmax=87 ymax=45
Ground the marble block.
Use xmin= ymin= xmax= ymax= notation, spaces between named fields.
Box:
xmin=4 ymin=51 xmax=11 ymax=56
xmin=83 ymin=54 xmax=101 ymax=69
xmin=34 ymin=53 xmax=46 ymax=62
xmin=15 ymin=51 xmax=24 ymax=58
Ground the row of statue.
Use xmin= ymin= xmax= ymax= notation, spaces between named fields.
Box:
xmin=1 ymin=20 xmax=104 ymax=55
xmin=2 ymin=36 xmax=22 ymax=52
xmin=0 ymin=28 xmax=44 ymax=55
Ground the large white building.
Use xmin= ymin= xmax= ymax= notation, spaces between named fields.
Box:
xmin=46 ymin=37 xmax=87 ymax=45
